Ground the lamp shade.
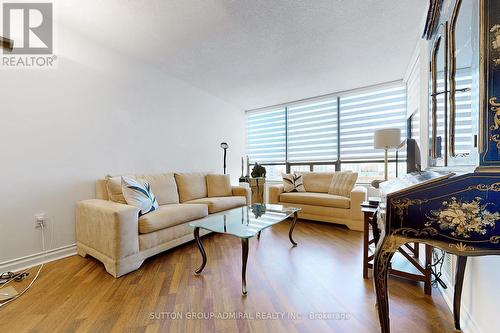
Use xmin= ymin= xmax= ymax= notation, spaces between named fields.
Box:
xmin=374 ymin=128 xmax=401 ymax=149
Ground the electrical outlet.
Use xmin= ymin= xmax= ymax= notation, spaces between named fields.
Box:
xmin=34 ymin=213 xmax=46 ymax=228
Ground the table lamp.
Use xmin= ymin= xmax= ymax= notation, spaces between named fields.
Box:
xmin=374 ymin=128 xmax=401 ymax=181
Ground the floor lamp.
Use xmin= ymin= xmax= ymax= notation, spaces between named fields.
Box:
xmin=374 ymin=128 xmax=401 ymax=181
xmin=220 ymin=142 xmax=228 ymax=174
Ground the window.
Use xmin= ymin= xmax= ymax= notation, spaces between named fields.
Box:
xmin=263 ymin=165 xmax=286 ymax=180
xmin=454 ymin=68 xmax=473 ymax=155
xmin=245 ymin=82 xmax=407 ymax=182
xmin=290 ymin=165 xmax=311 ymax=173
xmin=341 ymin=162 xmax=406 ymax=183
xmin=434 ymin=59 xmax=447 ymax=162
xmin=339 ymin=84 xmax=407 ymax=161
xmin=246 ymin=107 xmax=286 ymax=164
xmin=287 ymin=97 xmax=337 ymax=162
xmin=313 ymin=164 xmax=336 ymax=172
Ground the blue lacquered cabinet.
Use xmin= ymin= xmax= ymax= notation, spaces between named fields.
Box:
xmin=374 ymin=1 xmax=500 ymax=332
xmin=481 ymin=0 xmax=500 ymax=166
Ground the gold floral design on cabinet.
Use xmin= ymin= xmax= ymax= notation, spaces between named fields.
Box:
xmin=470 ymin=182 xmax=500 ymax=192
xmin=491 ymin=24 xmax=500 ymax=66
xmin=425 ymin=197 xmax=500 ymax=238
xmin=392 ymin=198 xmax=428 ymax=223
xmin=489 ymin=98 xmax=500 ymax=149
xmin=449 ymin=242 xmax=475 ymax=252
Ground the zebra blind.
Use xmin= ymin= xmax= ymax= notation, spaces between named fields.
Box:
xmin=454 ymin=68 xmax=473 ymax=155
xmin=435 ymin=73 xmax=447 ymax=160
xmin=434 ymin=68 xmax=473 ymax=158
xmin=246 ymin=107 xmax=286 ymax=163
xmin=287 ymin=97 xmax=338 ymax=162
xmin=339 ymin=84 xmax=407 ymax=161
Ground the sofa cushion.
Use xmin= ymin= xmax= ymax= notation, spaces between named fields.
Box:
xmin=139 ymin=203 xmax=208 ymax=234
xmin=207 ymin=174 xmax=232 ymax=197
xmin=139 ymin=223 xmax=193 ymax=251
xmin=185 ymin=196 xmax=246 ymax=214
xmin=121 ymin=176 xmax=159 ymax=216
xmin=328 ymin=172 xmax=358 ymax=198
xmin=105 ymin=175 xmax=133 ymax=204
xmin=300 ymin=172 xmax=335 ymax=193
xmin=175 ymin=172 xmax=208 ymax=202
xmin=96 ymin=179 xmax=109 ymax=200
xmin=279 ymin=192 xmax=350 ymax=209
xmin=138 ymin=173 xmax=179 ymax=205
xmin=282 ymin=173 xmax=305 ymax=192
xmin=278 ymin=202 xmax=350 ymax=219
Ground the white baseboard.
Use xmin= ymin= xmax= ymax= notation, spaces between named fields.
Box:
xmin=438 ymin=277 xmax=483 ymax=333
xmin=0 ymin=244 xmax=77 ymax=273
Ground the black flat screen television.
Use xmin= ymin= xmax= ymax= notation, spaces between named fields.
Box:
xmin=406 ymin=138 xmax=422 ymax=173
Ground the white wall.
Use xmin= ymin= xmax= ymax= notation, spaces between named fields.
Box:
xmin=405 ymin=35 xmax=498 ymax=333
xmin=0 ymin=24 xmax=245 ymax=265
xmin=458 ymin=257 xmax=500 ymax=333
xmin=404 ymin=39 xmax=429 ymax=168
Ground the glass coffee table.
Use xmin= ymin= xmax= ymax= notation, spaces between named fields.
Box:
xmin=189 ymin=203 xmax=301 ymax=295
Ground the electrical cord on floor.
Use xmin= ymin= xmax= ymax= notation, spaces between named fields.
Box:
xmin=428 ymin=248 xmax=448 ymax=289
xmin=0 ymin=223 xmax=46 ymax=308
xmin=0 ymin=272 xmax=29 ymax=287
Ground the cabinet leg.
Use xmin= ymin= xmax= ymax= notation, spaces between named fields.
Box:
xmin=374 ymin=235 xmax=402 ymax=333
xmin=454 ymin=256 xmax=467 ymax=331
xmin=424 ymin=245 xmax=432 ymax=296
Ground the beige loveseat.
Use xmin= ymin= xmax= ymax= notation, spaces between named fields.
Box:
xmin=76 ymin=172 xmax=250 ymax=277
xmin=268 ymin=172 xmax=367 ymax=231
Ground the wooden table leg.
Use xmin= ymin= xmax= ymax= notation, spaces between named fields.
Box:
xmin=288 ymin=212 xmax=298 ymax=247
xmin=241 ymin=238 xmax=249 ymax=296
xmin=454 ymin=256 xmax=467 ymax=331
xmin=194 ymin=227 xmax=207 ymax=275
xmin=414 ymin=242 xmax=420 ymax=258
xmin=424 ymin=244 xmax=432 ymax=296
xmin=363 ymin=212 xmax=370 ymax=279
xmin=372 ymin=216 xmax=380 ymax=245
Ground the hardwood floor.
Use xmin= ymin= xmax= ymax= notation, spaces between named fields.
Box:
xmin=0 ymin=220 xmax=454 ymax=333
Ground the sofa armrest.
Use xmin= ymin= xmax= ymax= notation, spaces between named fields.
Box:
xmin=75 ymin=199 xmax=140 ymax=260
xmin=349 ymin=186 xmax=368 ymax=220
xmin=268 ymin=185 xmax=284 ymax=204
xmin=232 ymin=186 xmax=251 ymax=205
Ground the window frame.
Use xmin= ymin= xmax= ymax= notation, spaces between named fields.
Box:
xmin=245 ymin=81 xmax=408 ymax=183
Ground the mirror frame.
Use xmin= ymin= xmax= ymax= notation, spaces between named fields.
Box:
xmin=448 ymin=0 xmax=463 ymax=158
xmin=430 ymin=23 xmax=448 ymax=162
xmin=431 ymin=34 xmax=441 ymax=160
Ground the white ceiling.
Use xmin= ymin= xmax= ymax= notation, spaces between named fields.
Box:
xmin=58 ymin=0 xmax=428 ymax=110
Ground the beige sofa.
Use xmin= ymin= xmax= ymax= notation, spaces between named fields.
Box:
xmin=76 ymin=172 xmax=250 ymax=277
xmin=268 ymin=172 xmax=367 ymax=231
